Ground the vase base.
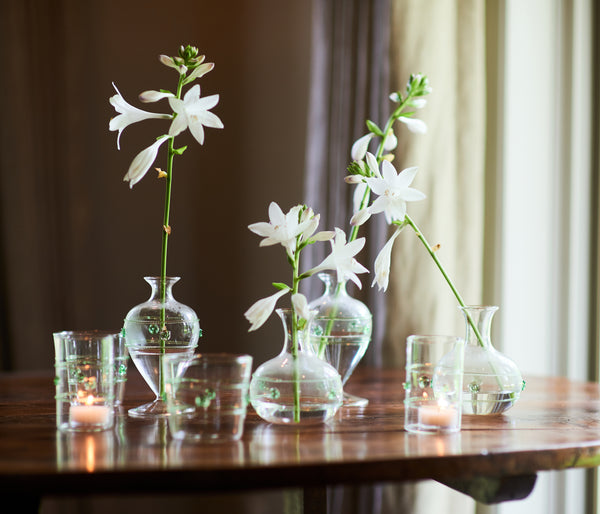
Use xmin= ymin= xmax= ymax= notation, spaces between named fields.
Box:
xmin=342 ymin=392 xmax=368 ymax=407
xmin=128 ymin=399 xmax=170 ymax=419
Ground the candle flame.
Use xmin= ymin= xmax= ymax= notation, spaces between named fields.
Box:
xmin=85 ymin=395 xmax=95 ymax=406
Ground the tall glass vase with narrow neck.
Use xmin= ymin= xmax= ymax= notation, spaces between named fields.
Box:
xmin=306 ymin=271 xmax=373 ymax=407
xmin=460 ymin=305 xmax=524 ymax=415
xmin=249 ymin=308 xmax=343 ymax=425
xmin=123 ymin=276 xmax=201 ymax=418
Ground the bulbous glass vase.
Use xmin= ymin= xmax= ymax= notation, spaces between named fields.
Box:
xmin=306 ymin=271 xmax=373 ymax=407
xmin=123 ymin=276 xmax=201 ymax=418
xmin=460 ymin=305 xmax=524 ymax=415
xmin=249 ymin=308 xmax=343 ymax=425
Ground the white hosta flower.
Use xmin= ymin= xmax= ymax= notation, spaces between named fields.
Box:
xmin=350 ymin=207 xmax=372 ymax=227
xmin=312 ymin=228 xmax=369 ymax=289
xmin=351 ymin=133 xmax=375 ymax=161
xmin=353 ymin=182 xmax=368 ymax=214
xmin=245 ymin=288 xmax=289 ymax=332
xmin=398 ymin=116 xmax=427 ymax=135
xmin=139 ymin=90 xmax=175 ymax=103
xmin=123 ymin=136 xmax=169 ymax=188
xmin=365 ymin=161 xmax=426 ymax=224
xmin=411 ymin=98 xmax=428 ymax=109
xmin=109 ymin=83 xmax=171 ymax=150
xmin=372 ymin=227 xmax=403 ymax=292
xmin=185 ymin=62 xmax=215 ymax=83
xmin=291 ymin=293 xmax=314 ymax=323
xmin=383 ymin=132 xmax=398 ymax=152
xmin=168 ymin=84 xmax=223 ymax=145
xmin=365 ymin=152 xmax=381 ymax=178
xmin=248 ymin=202 xmax=314 ymax=258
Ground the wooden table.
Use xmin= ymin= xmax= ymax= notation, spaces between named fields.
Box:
xmin=2 ymin=367 xmax=600 ymax=513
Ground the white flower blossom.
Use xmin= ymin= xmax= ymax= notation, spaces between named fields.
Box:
xmin=123 ymin=136 xmax=170 ymax=188
xmin=372 ymin=227 xmax=403 ymax=292
xmin=139 ymin=90 xmax=175 ymax=103
xmin=291 ymin=293 xmax=314 ymax=323
xmin=398 ymin=116 xmax=427 ymax=135
xmin=109 ymin=83 xmax=171 ymax=150
xmin=365 ymin=161 xmax=426 ymax=224
xmin=168 ymin=84 xmax=223 ymax=145
xmin=312 ymin=228 xmax=369 ymax=289
xmin=245 ymin=288 xmax=289 ymax=331
xmin=248 ymin=202 xmax=314 ymax=258
xmin=351 ymin=133 xmax=375 ymax=161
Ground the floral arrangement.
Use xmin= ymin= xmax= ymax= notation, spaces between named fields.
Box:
xmin=245 ymin=203 xmax=368 ymax=421
xmin=346 ymin=74 xmax=484 ymax=345
xmin=109 ymin=45 xmax=223 ymax=308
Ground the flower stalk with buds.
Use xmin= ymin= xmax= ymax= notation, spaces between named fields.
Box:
xmin=346 ymin=74 xmax=485 ymax=347
xmin=109 ymin=45 xmax=223 ymax=327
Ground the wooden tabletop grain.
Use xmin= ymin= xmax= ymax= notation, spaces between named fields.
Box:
xmin=1 ymin=366 xmax=600 ymax=507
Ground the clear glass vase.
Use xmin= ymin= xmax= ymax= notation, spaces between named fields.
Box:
xmin=123 ymin=276 xmax=201 ymax=418
xmin=460 ymin=305 xmax=524 ymax=415
xmin=306 ymin=271 xmax=372 ymax=407
xmin=249 ymin=308 xmax=343 ymax=425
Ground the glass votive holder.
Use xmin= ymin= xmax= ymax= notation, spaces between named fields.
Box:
xmin=163 ymin=353 xmax=253 ymax=443
xmin=404 ymin=335 xmax=465 ymax=434
xmin=54 ymin=330 xmax=118 ymax=432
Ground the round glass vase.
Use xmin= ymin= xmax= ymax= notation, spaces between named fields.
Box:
xmin=307 ymin=271 xmax=373 ymax=407
xmin=249 ymin=308 xmax=343 ymax=425
xmin=123 ymin=276 xmax=201 ymax=418
xmin=460 ymin=305 xmax=524 ymax=415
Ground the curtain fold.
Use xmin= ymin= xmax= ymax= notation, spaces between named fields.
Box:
xmin=304 ymin=0 xmax=390 ymax=367
xmin=305 ymin=1 xmax=486 ymax=513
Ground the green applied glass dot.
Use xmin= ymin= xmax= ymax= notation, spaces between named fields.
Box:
xmin=117 ymin=364 xmax=127 ymax=377
xmin=269 ymin=388 xmax=280 ymax=399
xmin=53 ymin=376 xmax=60 ymax=386
xmin=148 ymin=324 xmax=160 ymax=335
xmin=313 ymin=325 xmax=324 ymax=336
xmin=418 ymin=375 xmax=431 ymax=389
xmin=328 ymin=390 xmax=338 ymax=400
xmin=469 ymin=381 xmax=481 ymax=394
xmin=403 ymin=381 xmax=410 ymax=390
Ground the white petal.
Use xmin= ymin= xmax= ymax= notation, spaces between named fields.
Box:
xmin=291 ymin=293 xmax=313 ymax=322
xmin=244 ymin=289 xmax=289 ymax=331
xmin=398 ymin=116 xmax=427 ymax=134
xmin=123 ymin=136 xmax=169 ymax=188
xmin=351 ymin=133 xmax=374 ymax=161
xmin=372 ymin=228 xmax=402 ymax=292
xmin=353 ymin=182 xmax=368 ymax=214
xmin=350 ymin=208 xmax=372 ymax=227
xmin=383 ymin=132 xmax=398 ymax=152
xmin=139 ymin=90 xmax=175 ymax=103
xmin=186 ymin=62 xmax=215 ymax=82
xmin=365 ymin=152 xmax=381 ymax=178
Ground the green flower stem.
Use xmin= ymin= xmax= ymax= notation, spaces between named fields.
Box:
xmin=158 ymin=73 xmax=185 ymax=397
xmin=291 ymin=241 xmax=302 ymax=423
xmin=403 ymin=214 xmax=485 ymax=348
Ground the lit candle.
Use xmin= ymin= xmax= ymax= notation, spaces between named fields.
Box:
xmin=418 ymin=404 xmax=458 ymax=428
xmin=69 ymin=395 xmax=111 ymax=426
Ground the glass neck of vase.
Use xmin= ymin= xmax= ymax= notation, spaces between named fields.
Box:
xmin=318 ymin=271 xmax=347 ymax=296
xmin=144 ymin=276 xmax=180 ymax=303
xmin=276 ymin=308 xmax=308 ymax=354
xmin=460 ymin=305 xmax=497 ymax=348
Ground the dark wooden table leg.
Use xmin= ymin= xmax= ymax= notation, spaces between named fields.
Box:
xmin=303 ymin=485 xmax=327 ymax=514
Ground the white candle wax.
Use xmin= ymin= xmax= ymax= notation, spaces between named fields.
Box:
xmin=418 ymin=404 xmax=458 ymax=428
xmin=69 ymin=405 xmax=111 ymax=426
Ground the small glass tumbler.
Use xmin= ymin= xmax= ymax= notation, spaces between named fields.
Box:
xmin=404 ymin=335 xmax=465 ymax=434
xmin=163 ymin=353 xmax=253 ymax=442
xmin=54 ymin=331 xmax=118 ymax=432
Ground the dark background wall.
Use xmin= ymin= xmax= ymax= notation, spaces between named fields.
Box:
xmin=0 ymin=0 xmax=312 ymax=371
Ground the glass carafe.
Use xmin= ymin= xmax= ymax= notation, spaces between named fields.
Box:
xmin=460 ymin=305 xmax=524 ymax=415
